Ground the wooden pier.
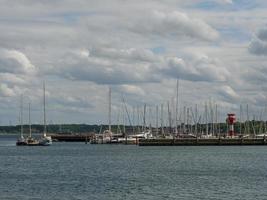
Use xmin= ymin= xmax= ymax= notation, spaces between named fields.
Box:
xmin=139 ymin=138 xmax=267 ymax=146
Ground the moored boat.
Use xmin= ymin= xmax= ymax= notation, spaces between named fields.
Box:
xmin=39 ymin=82 xmax=52 ymax=146
xmin=39 ymin=135 xmax=52 ymax=146
xmin=26 ymin=137 xmax=40 ymax=146
xmin=16 ymin=137 xmax=27 ymax=146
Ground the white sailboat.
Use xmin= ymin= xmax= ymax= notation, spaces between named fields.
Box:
xmin=92 ymin=87 xmax=113 ymax=144
xmin=26 ymin=102 xmax=39 ymax=146
xmin=39 ymin=82 xmax=52 ymax=146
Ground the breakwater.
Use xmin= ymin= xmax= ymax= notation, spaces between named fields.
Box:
xmin=139 ymin=138 xmax=267 ymax=146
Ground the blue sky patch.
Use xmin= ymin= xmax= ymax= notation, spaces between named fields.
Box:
xmin=151 ymin=46 xmax=166 ymax=54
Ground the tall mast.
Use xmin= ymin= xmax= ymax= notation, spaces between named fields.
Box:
xmin=167 ymin=101 xmax=171 ymax=134
xmin=148 ymin=106 xmax=152 ymax=132
xmin=210 ymin=101 xmax=214 ymax=136
xmin=215 ymin=104 xmax=217 ymax=136
xmin=20 ymin=94 xmax=24 ymax=139
xmin=183 ymin=106 xmax=186 ymax=134
xmin=108 ymin=87 xmax=111 ymax=132
xmin=29 ymin=102 xmax=32 ymax=138
xmin=218 ymin=109 xmax=221 ymax=137
xmin=137 ymin=105 xmax=140 ymax=132
xmin=175 ymin=79 xmax=179 ymax=134
xmin=156 ymin=105 xmax=159 ymax=137
xmin=122 ymin=95 xmax=132 ymax=132
xmin=116 ymin=108 xmax=120 ymax=134
xmin=195 ymin=104 xmax=198 ymax=135
xmin=240 ymin=104 xmax=242 ymax=135
xmin=205 ymin=102 xmax=208 ymax=135
xmin=143 ymin=103 xmax=146 ymax=131
xmin=187 ymin=107 xmax=190 ymax=134
xmin=161 ymin=103 xmax=164 ymax=135
xmin=246 ymin=104 xmax=249 ymax=135
xmin=43 ymin=81 xmax=47 ymax=137
xmin=132 ymin=106 xmax=135 ymax=134
xmin=122 ymin=104 xmax=126 ymax=133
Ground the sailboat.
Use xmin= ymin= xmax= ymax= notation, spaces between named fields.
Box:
xmin=92 ymin=87 xmax=113 ymax=144
xmin=102 ymin=87 xmax=113 ymax=143
xmin=16 ymin=95 xmax=27 ymax=146
xmin=38 ymin=82 xmax=52 ymax=146
xmin=26 ymin=102 xmax=39 ymax=146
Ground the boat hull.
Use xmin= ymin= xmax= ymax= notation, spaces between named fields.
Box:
xmin=39 ymin=136 xmax=52 ymax=146
xmin=16 ymin=141 xmax=27 ymax=146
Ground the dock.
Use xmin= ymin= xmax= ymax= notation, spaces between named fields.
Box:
xmin=50 ymin=134 xmax=93 ymax=142
xmin=139 ymin=138 xmax=267 ymax=146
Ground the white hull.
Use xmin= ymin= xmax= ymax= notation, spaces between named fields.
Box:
xmin=39 ymin=136 xmax=52 ymax=146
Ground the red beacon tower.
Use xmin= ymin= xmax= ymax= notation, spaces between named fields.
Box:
xmin=227 ymin=113 xmax=236 ymax=137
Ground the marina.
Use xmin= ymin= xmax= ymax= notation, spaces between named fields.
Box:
xmin=1 ymin=1 xmax=267 ymax=199
xmin=4 ymin=79 xmax=267 ymax=147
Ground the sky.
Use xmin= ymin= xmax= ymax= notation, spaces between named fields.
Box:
xmin=0 ymin=0 xmax=267 ymax=125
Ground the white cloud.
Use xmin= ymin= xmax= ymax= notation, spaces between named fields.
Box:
xmin=161 ymin=53 xmax=230 ymax=82
xmin=45 ymin=46 xmax=166 ymax=85
xmin=0 ymin=49 xmax=36 ymax=74
xmin=218 ymin=85 xmax=239 ymax=102
xmin=48 ymin=46 xmax=230 ymax=86
xmin=132 ymin=10 xmax=219 ymax=42
xmin=0 ymin=0 xmax=267 ymax=124
xmin=0 ymin=84 xmax=15 ymax=97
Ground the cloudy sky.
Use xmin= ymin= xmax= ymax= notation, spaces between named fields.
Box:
xmin=0 ymin=0 xmax=267 ymax=125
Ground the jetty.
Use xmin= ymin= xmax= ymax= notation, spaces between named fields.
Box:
xmin=139 ymin=137 xmax=267 ymax=146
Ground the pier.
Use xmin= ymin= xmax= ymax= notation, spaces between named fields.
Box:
xmin=139 ymin=138 xmax=267 ymax=146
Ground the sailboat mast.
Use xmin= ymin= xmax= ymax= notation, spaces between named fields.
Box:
xmin=156 ymin=105 xmax=159 ymax=137
xmin=108 ymin=87 xmax=111 ymax=132
xmin=215 ymin=104 xmax=217 ymax=136
xmin=43 ymin=82 xmax=47 ymax=137
xmin=29 ymin=102 xmax=32 ymax=138
xmin=132 ymin=106 xmax=135 ymax=134
xmin=137 ymin=106 xmax=140 ymax=132
xmin=161 ymin=103 xmax=164 ymax=135
xmin=205 ymin=102 xmax=208 ymax=135
xmin=240 ymin=104 xmax=242 ymax=135
xmin=175 ymin=79 xmax=179 ymax=134
xmin=143 ymin=103 xmax=146 ymax=131
xmin=167 ymin=101 xmax=171 ymax=134
xmin=20 ymin=94 xmax=23 ymax=139
xmin=183 ymin=106 xmax=186 ymax=134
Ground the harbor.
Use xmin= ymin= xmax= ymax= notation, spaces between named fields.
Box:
xmin=2 ymin=78 xmax=267 ymax=147
xmin=49 ymin=134 xmax=267 ymax=146
xmin=47 ymin=113 xmax=267 ymax=146
xmin=2 ymin=1 xmax=267 ymax=199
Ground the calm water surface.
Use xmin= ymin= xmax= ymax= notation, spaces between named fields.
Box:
xmin=1 ymin=135 xmax=267 ymax=200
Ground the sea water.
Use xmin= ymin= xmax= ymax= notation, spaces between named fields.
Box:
xmin=0 ymin=135 xmax=267 ymax=200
